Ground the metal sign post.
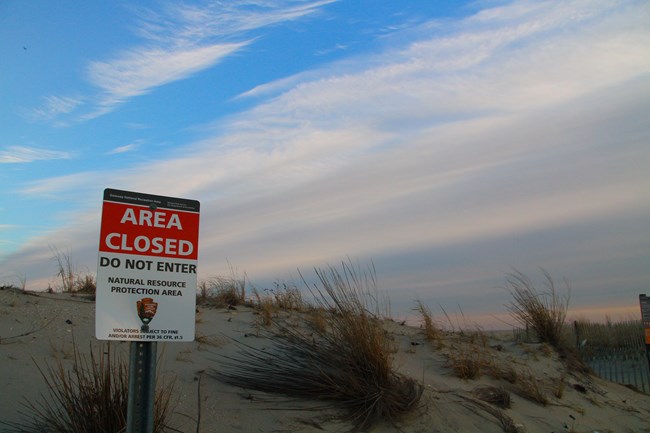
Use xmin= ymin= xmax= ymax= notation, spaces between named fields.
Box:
xmin=126 ymin=341 xmax=158 ymax=433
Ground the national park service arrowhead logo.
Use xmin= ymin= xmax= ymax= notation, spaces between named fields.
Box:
xmin=137 ymin=297 xmax=158 ymax=331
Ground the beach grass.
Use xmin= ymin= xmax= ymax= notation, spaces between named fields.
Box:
xmin=505 ymin=269 xmax=569 ymax=349
xmin=212 ymin=262 xmax=424 ymax=431
xmin=0 ymin=342 xmax=175 ymax=433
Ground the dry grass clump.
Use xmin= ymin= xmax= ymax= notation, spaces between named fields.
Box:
xmin=414 ymin=300 xmax=443 ymax=348
xmin=505 ymin=269 xmax=569 ymax=349
xmin=50 ymin=246 xmax=96 ymax=294
xmin=269 ymin=281 xmax=304 ymax=310
xmin=251 ymin=290 xmax=276 ymax=327
xmin=486 ymin=358 xmax=519 ymax=384
xmin=0 ymin=343 xmax=175 ymax=433
xmin=513 ymin=368 xmax=549 ymax=406
xmin=250 ymin=282 xmax=306 ymax=328
xmin=446 ymin=341 xmax=485 ymax=380
xmin=212 ymin=262 xmax=423 ymax=431
xmin=197 ymin=275 xmax=246 ymax=308
xmin=74 ymin=274 xmax=97 ymax=294
xmin=472 ymin=385 xmax=511 ymax=409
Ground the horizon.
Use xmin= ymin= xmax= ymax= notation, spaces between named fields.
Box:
xmin=1 ymin=0 xmax=649 ymax=327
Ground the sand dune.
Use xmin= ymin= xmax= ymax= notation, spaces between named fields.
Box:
xmin=1 ymin=287 xmax=648 ymax=433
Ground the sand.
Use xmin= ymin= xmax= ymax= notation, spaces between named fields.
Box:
xmin=1 ymin=287 xmax=649 ymax=433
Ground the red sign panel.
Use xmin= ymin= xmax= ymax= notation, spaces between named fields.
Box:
xmin=99 ymin=200 xmax=200 ymax=260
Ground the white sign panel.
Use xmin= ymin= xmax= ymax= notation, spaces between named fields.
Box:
xmin=96 ymin=188 xmax=200 ymax=342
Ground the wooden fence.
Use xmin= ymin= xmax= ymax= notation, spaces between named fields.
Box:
xmin=513 ymin=321 xmax=650 ymax=394
xmin=574 ymin=321 xmax=650 ymax=393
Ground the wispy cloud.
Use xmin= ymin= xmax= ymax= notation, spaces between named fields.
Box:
xmin=135 ymin=0 xmax=336 ymax=42
xmin=20 ymin=171 xmax=104 ymax=196
xmin=84 ymin=0 xmax=336 ymax=118
xmin=24 ymin=1 xmax=337 ymax=123
xmin=85 ymin=42 xmax=248 ymax=117
xmin=23 ymin=95 xmax=84 ymax=124
xmin=107 ymin=141 xmax=142 ymax=155
xmin=0 ymin=146 xmax=73 ymax=163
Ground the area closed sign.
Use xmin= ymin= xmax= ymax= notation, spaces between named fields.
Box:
xmin=96 ymin=188 xmax=200 ymax=341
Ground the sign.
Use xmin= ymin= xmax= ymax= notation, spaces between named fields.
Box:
xmin=96 ymin=188 xmax=200 ymax=341
xmin=641 ymin=294 xmax=650 ymax=345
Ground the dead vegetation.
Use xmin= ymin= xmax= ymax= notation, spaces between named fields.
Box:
xmin=50 ymin=247 xmax=96 ymax=294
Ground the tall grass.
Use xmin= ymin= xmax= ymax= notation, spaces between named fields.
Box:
xmin=1 ymin=343 xmax=175 ymax=433
xmin=50 ymin=246 xmax=96 ymax=294
xmin=414 ymin=300 xmax=443 ymax=346
xmin=505 ymin=269 xmax=569 ymax=349
xmin=197 ymin=275 xmax=246 ymax=307
xmin=212 ymin=262 xmax=423 ymax=431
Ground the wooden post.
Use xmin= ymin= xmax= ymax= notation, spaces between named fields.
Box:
xmin=639 ymin=295 xmax=650 ymax=374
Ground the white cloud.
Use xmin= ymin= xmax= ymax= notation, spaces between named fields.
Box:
xmin=136 ymin=0 xmax=337 ymax=42
xmin=84 ymin=0 xmax=336 ymax=118
xmin=20 ymin=172 xmax=100 ymax=196
xmin=0 ymin=146 xmax=73 ymax=163
xmin=86 ymin=42 xmax=248 ymax=115
xmin=24 ymin=1 xmax=337 ymax=123
xmin=24 ymin=95 xmax=84 ymax=124
xmin=107 ymin=141 xmax=141 ymax=155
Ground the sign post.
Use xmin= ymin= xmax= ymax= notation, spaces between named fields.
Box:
xmin=640 ymin=294 xmax=650 ymax=373
xmin=96 ymin=188 xmax=200 ymax=433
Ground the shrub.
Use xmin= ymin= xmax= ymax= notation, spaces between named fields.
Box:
xmin=505 ymin=269 xmax=569 ymax=349
xmin=212 ymin=262 xmax=423 ymax=431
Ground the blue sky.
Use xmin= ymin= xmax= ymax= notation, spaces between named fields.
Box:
xmin=1 ymin=0 xmax=649 ymax=327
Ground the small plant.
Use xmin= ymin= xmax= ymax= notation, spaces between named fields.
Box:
xmin=75 ymin=273 xmax=96 ymax=294
xmin=414 ymin=300 xmax=443 ymax=348
xmin=514 ymin=368 xmax=548 ymax=406
xmin=505 ymin=269 xmax=570 ymax=349
xmin=446 ymin=342 xmax=484 ymax=380
xmin=270 ymin=280 xmax=304 ymax=310
xmin=50 ymin=246 xmax=76 ymax=293
xmin=195 ymin=333 xmax=224 ymax=349
xmin=552 ymin=375 xmax=566 ymax=399
xmin=485 ymin=357 xmax=519 ymax=384
xmin=251 ymin=288 xmax=276 ymax=327
xmin=49 ymin=246 xmax=96 ymax=294
xmin=198 ymin=275 xmax=246 ymax=307
xmin=197 ymin=263 xmax=247 ymax=307
xmin=472 ymin=385 xmax=511 ymax=408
